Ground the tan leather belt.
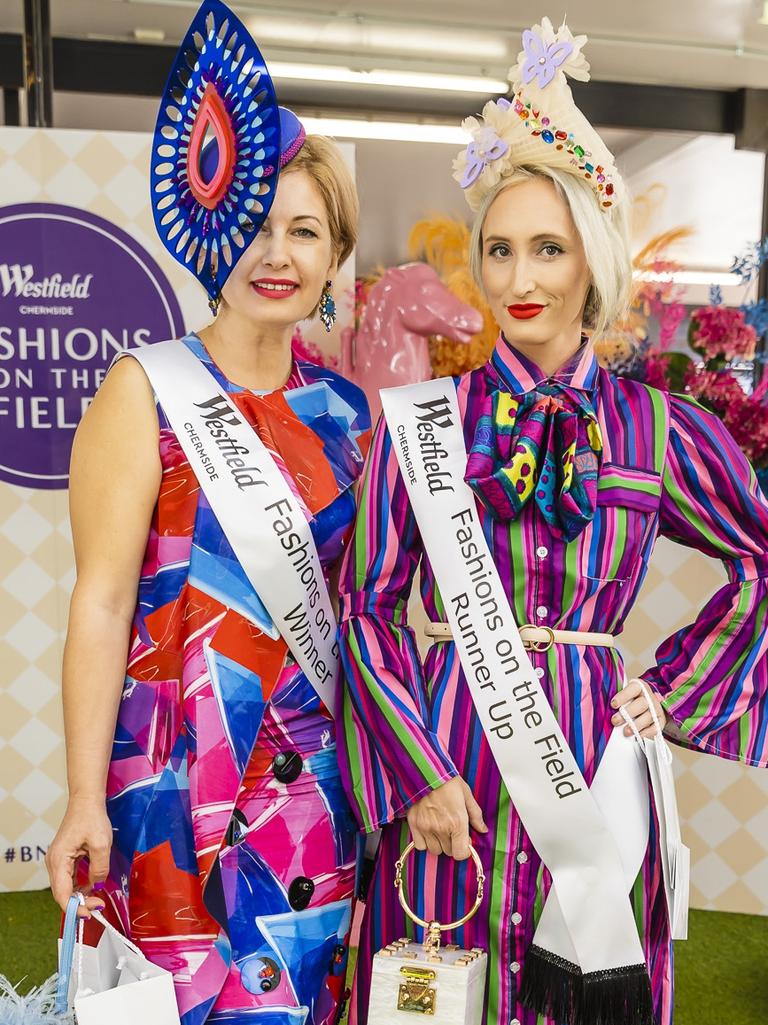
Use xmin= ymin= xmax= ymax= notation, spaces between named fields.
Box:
xmin=424 ymin=621 xmax=615 ymax=652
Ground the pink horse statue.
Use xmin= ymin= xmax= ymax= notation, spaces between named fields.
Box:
xmin=340 ymin=262 xmax=483 ymax=421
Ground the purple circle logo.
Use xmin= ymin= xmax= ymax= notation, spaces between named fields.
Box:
xmin=0 ymin=203 xmax=185 ymax=488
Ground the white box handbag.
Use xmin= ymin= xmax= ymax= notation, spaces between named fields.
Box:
xmin=55 ymin=894 xmax=181 ymax=1025
xmin=367 ymin=842 xmax=488 ymax=1024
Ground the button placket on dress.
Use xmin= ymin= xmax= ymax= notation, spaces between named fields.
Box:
xmin=529 ymin=517 xmax=554 ymax=676
xmin=509 ymin=820 xmax=530 ymax=1003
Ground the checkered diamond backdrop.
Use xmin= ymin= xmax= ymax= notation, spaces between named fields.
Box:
xmin=0 ymin=484 xmax=70 ymax=889
xmin=621 ymin=538 xmax=768 ymax=916
xmin=0 ymin=127 xmax=354 ymax=891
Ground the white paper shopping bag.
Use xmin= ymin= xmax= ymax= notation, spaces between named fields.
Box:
xmin=620 ymin=681 xmax=690 ymax=941
xmin=644 ymin=732 xmax=690 ymax=940
xmin=56 ymin=895 xmax=181 ymax=1025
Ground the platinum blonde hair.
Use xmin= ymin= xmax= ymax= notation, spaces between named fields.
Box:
xmin=469 ymin=165 xmax=632 ymax=340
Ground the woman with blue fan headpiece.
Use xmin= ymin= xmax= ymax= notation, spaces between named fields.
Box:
xmin=44 ymin=2 xmax=371 ymax=1022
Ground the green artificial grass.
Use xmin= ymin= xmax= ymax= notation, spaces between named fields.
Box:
xmin=0 ymin=888 xmax=61 ymax=990
xmin=1 ymin=890 xmax=765 ymax=1023
xmin=672 ymin=906 xmax=767 ymax=1024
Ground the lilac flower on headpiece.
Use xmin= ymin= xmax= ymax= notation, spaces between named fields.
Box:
xmin=509 ymin=18 xmax=590 ymax=89
xmin=521 ymin=29 xmax=573 ymax=88
xmin=460 ymin=125 xmax=509 ymax=189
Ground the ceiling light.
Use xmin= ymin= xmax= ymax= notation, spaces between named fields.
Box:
xmin=299 ymin=116 xmax=470 ymax=144
xmin=269 ymin=63 xmax=508 ymax=94
xmin=250 ymin=17 xmax=508 ymax=61
xmin=133 ymin=28 xmax=166 ymax=43
xmin=634 ymin=270 xmax=741 ymax=286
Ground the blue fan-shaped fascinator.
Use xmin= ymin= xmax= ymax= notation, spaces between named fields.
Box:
xmin=151 ymin=0 xmax=306 ymax=308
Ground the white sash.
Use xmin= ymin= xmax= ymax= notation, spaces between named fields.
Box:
xmin=126 ymin=339 xmax=338 ymax=715
xmin=381 ymin=377 xmax=648 ymax=977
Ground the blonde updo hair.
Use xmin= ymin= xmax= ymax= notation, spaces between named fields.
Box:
xmin=283 ymin=134 xmax=359 ymax=267
xmin=469 ymin=165 xmax=632 ymax=341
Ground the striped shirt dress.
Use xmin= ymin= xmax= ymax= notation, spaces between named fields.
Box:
xmin=337 ymin=336 xmax=768 ymax=1025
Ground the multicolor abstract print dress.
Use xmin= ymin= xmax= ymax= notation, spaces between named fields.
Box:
xmin=102 ymin=334 xmax=370 ymax=1025
xmin=338 ymin=336 xmax=768 ymax=1025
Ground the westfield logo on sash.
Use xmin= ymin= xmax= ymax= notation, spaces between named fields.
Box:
xmin=193 ymin=394 xmax=267 ymax=491
xmin=413 ymin=395 xmax=454 ymax=494
xmin=0 ymin=263 xmax=93 ymax=299
xmin=413 ymin=395 xmax=453 ymax=429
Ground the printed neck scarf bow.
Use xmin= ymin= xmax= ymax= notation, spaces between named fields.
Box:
xmin=464 ymin=383 xmax=603 ymax=542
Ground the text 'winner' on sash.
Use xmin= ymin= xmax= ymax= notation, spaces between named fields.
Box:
xmin=123 ymin=339 xmax=338 ymax=715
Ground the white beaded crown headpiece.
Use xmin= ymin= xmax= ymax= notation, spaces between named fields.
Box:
xmin=453 ymin=17 xmax=623 ymax=212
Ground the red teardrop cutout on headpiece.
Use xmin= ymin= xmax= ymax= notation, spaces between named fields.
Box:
xmin=187 ymin=81 xmax=237 ymax=211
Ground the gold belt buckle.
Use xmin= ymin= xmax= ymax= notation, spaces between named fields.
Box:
xmin=520 ymin=624 xmax=555 ymax=653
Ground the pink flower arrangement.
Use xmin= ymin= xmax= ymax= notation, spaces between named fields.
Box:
xmin=635 ymin=258 xmax=689 ymax=351
xmin=684 ymin=365 xmax=768 ymax=468
xmin=683 ymin=365 xmax=746 ymax=407
xmin=642 ymin=351 xmax=673 ymax=391
xmin=606 ymin=233 xmax=768 ymax=478
xmin=689 ymin=306 xmax=757 ymax=361
xmin=728 ymin=402 xmax=768 ymax=466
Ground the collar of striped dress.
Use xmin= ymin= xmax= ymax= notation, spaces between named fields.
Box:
xmin=464 ymin=335 xmax=603 ymax=541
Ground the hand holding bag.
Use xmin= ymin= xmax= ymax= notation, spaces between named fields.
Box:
xmin=55 ymin=894 xmax=181 ymax=1025
xmin=368 ymin=843 xmax=488 ymax=1025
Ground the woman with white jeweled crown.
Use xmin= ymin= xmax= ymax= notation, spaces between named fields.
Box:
xmin=338 ymin=17 xmax=768 ymax=1025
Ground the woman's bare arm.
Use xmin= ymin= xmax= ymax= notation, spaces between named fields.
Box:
xmin=46 ymin=357 xmax=161 ymax=913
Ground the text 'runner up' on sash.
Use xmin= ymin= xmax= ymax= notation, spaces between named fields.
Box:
xmin=449 ymin=506 xmax=581 ymax=801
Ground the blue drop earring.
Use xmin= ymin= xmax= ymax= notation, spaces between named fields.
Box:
xmin=319 ymin=280 xmax=336 ymax=332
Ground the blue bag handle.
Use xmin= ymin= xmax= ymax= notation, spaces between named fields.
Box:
xmin=55 ymin=893 xmax=83 ymax=1014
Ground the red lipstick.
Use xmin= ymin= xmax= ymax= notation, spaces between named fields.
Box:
xmin=251 ymin=278 xmax=299 ymax=299
xmin=507 ymin=303 xmax=545 ymax=320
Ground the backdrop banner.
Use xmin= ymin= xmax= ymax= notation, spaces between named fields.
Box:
xmin=0 ymin=127 xmax=355 ymax=890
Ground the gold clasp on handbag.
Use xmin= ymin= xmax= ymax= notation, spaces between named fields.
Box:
xmin=393 ymin=841 xmax=486 ymax=958
xmin=398 ymin=966 xmax=437 ymax=1016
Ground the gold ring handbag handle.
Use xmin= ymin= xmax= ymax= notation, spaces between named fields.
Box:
xmin=394 ymin=841 xmax=486 ymax=954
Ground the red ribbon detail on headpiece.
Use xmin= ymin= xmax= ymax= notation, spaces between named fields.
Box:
xmin=187 ymin=81 xmax=237 ymax=211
